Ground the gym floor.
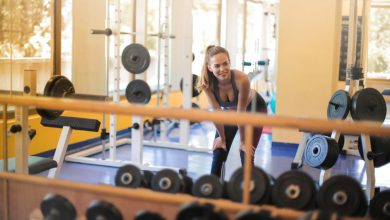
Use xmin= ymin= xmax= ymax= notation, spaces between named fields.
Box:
xmin=34 ymin=121 xmax=390 ymax=190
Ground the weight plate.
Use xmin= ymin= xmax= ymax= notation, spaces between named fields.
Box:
xmin=271 ymin=170 xmax=317 ymax=210
xmin=176 ymin=202 xmax=228 ymax=220
xmin=86 ymin=200 xmax=123 ymax=220
xmin=192 ymin=174 xmax=225 ymax=199
xmin=135 ymin=210 xmax=165 ymax=220
xmin=227 ymin=167 xmax=271 ymax=204
xmin=327 ymin=90 xmax=351 ymax=120
xmin=351 ymin=88 xmax=387 ymax=122
xmin=236 ymin=209 xmax=276 ymax=220
xmin=369 ymin=190 xmax=390 ymax=219
xmin=180 ymin=74 xmax=201 ymax=98
xmin=121 ymin=43 xmax=150 ymax=74
xmin=304 ymin=135 xmax=339 ymax=169
xmin=125 ymin=79 xmax=152 ymax=104
xmin=49 ymin=75 xmax=75 ymax=97
xmin=357 ymin=136 xmax=390 ymax=167
xmin=40 ymin=193 xmax=76 ymax=220
xmin=151 ymin=169 xmax=183 ymax=194
xmin=37 ymin=75 xmax=74 ymax=120
xmin=115 ymin=164 xmax=143 ymax=188
xmin=317 ymin=175 xmax=367 ymax=217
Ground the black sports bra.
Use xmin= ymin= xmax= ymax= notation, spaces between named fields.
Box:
xmin=213 ymin=70 xmax=239 ymax=108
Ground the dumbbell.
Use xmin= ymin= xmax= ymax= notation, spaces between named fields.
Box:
xmin=40 ymin=193 xmax=76 ymax=220
xmin=271 ymin=170 xmax=317 ymax=211
xmin=236 ymin=209 xmax=280 ymax=220
xmin=150 ymin=169 xmax=193 ymax=194
xmin=192 ymin=174 xmax=227 ymax=199
xmin=226 ymin=166 xmax=273 ymax=204
xmin=317 ymin=175 xmax=367 ymax=217
xmin=369 ymin=189 xmax=390 ymax=220
xmin=115 ymin=164 xmax=154 ymax=189
xmin=36 ymin=75 xmax=151 ymax=120
xmin=134 ymin=210 xmax=165 ymax=220
xmin=86 ymin=200 xmax=123 ymax=220
xmin=176 ymin=202 xmax=228 ymax=220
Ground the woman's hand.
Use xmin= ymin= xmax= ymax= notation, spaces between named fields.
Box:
xmin=213 ymin=137 xmax=227 ymax=151
xmin=240 ymin=142 xmax=254 ymax=153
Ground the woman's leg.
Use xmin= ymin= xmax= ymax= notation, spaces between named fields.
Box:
xmin=240 ymin=93 xmax=267 ymax=166
xmin=210 ymin=125 xmax=238 ymax=177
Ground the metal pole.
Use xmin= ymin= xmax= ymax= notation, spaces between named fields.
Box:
xmin=2 ymin=104 xmax=8 ymax=172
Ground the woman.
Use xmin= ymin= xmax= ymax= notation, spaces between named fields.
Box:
xmin=196 ymin=45 xmax=267 ymax=177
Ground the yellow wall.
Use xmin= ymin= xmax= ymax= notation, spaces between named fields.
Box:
xmin=273 ymin=0 xmax=342 ymax=143
xmin=0 ymin=91 xmax=208 ymax=159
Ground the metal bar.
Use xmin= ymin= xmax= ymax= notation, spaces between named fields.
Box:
xmin=2 ymin=104 xmax=8 ymax=172
xmin=1 ymin=95 xmax=390 ymax=137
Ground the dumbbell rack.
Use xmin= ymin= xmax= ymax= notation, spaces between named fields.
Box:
xmin=292 ymin=0 xmax=377 ymax=200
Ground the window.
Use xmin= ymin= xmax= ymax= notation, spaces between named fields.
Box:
xmin=192 ymin=0 xmax=221 ymax=74
xmin=367 ymin=3 xmax=390 ymax=79
xmin=0 ymin=0 xmax=52 ymax=92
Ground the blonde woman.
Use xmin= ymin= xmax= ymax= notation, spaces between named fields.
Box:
xmin=197 ymin=45 xmax=267 ymax=177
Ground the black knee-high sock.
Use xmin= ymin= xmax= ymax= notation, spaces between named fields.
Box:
xmin=211 ymin=148 xmax=227 ymax=177
xmin=240 ymin=150 xmax=254 ymax=167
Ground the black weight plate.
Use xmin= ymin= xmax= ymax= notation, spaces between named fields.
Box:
xmin=151 ymin=169 xmax=183 ymax=194
xmin=180 ymin=74 xmax=201 ymax=98
xmin=40 ymin=193 xmax=76 ymax=220
xmin=125 ymin=79 xmax=151 ymax=104
xmin=37 ymin=75 xmax=69 ymax=120
xmin=86 ymin=200 xmax=123 ymax=220
xmin=115 ymin=164 xmax=142 ymax=188
xmin=36 ymin=108 xmax=61 ymax=120
xmin=176 ymin=202 xmax=228 ymax=220
xmin=192 ymin=174 xmax=225 ymax=199
xmin=304 ymin=135 xmax=339 ymax=169
xmin=236 ymin=209 xmax=277 ymax=220
xmin=351 ymin=88 xmax=387 ymax=122
xmin=271 ymin=170 xmax=317 ymax=210
xmin=142 ymin=170 xmax=154 ymax=188
xmin=49 ymin=75 xmax=75 ymax=97
xmin=317 ymin=175 xmax=367 ymax=217
xmin=135 ymin=210 xmax=165 ymax=220
xmin=370 ymin=190 xmax=390 ymax=219
xmin=227 ymin=166 xmax=271 ymax=204
xmin=357 ymin=136 xmax=390 ymax=167
xmin=327 ymin=90 xmax=351 ymax=120
xmin=121 ymin=43 xmax=150 ymax=74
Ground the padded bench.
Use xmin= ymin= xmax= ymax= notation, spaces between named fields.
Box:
xmin=0 ymin=156 xmax=57 ymax=174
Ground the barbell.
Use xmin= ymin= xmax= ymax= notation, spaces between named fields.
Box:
xmin=36 ymin=75 xmax=151 ymax=120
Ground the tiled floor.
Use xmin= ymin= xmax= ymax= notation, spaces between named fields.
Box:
xmin=35 ymin=121 xmax=390 ymax=190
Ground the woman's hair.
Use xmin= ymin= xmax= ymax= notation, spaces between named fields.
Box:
xmin=196 ymin=45 xmax=230 ymax=91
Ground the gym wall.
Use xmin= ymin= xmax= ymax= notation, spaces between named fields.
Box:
xmin=273 ymin=0 xmax=342 ymax=143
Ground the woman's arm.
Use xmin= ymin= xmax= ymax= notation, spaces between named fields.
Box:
xmin=204 ymin=87 xmax=227 ymax=150
xmin=235 ymin=70 xmax=252 ymax=151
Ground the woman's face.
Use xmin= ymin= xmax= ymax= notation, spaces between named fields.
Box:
xmin=208 ymin=52 xmax=231 ymax=81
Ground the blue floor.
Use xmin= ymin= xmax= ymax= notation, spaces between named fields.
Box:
xmin=35 ymin=121 xmax=390 ymax=190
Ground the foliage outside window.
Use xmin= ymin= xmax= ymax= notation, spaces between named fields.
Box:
xmin=367 ymin=6 xmax=390 ymax=79
xmin=0 ymin=0 xmax=51 ymax=58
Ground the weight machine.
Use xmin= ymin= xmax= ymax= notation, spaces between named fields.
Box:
xmin=65 ymin=0 xmax=201 ymax=172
